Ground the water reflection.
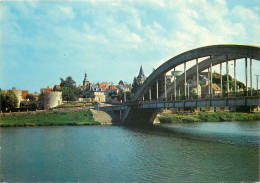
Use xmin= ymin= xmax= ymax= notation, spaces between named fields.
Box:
xmin=0 ymin=122 xmax=259 ymax=182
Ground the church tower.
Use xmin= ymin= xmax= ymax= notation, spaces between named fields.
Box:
xmin=83 ymin=72 xmax=90 ymax=87
xmin=137 ymin=65 xmax=146 ymax=84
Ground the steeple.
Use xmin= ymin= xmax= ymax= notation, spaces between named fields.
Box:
xmin=83 ymin=72 xmax=90 ymax=87
xmin=83 ymin=72 xmax=88 ymax=82
xmin=138 ymin=65 xmax=145 ymax=78
xmin=137 ymin=65 xmax=146 ymax=84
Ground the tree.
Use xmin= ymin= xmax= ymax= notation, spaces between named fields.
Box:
xmin=131 ymin=77 xmax=140 ymax=95
xmin=61 ymin=87 xmax=77 ymax=102
xmin=82 ymin=91 xmax=95 ymax=100
xmin=60 ymin=76 xmax=76 ymax=88
xmin=117 ymin=91 xmax=133 ymax=102
xmin=0 ymin=90 xmax=18 ymax=110
xmin=25 ymin=94 xmax=36 ymax=101
xmin=38 ymin=93 xmax=44 ymax=101
xmin=59 ymin=76 xmax=81 ymax=100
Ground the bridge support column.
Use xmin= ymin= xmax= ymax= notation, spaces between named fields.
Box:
xmin=149 ymin=87 xmax=151 ymax=102
xmin=250 ymin=58 xmax=253 ymax=96
xmin=179 ymin=87 xmax=181 ymax=100
xmin=174 ymin=67 xmax=176 ymax=100
xmin=165 ymin=74 xmax=167 ymax=101
xmin=196 ymin=58 xmax=199 ymax=98
xmin=210 ymin=62 xmax=213 ymax=98
xmin=188 ymin=84 xmax=189 ymax=99
xmin=184 ymin=62 xmax=187 ymax=99
xmin=226 ymin=56 xmax=229 ymax=97
xmin=220 ymin=63 xmax=222 ymax=97
xmin=156 ymin=79 xmax=158 ymax=102
xmin=234 ymin=59 xmax=237 ymax=94
xmin=245 ymin=58 xmax=248 ymax=96
xmin=142 ymin=94 xmax=144 ymax=101
xmin=208 ymin=67 xmax=210 ymax=97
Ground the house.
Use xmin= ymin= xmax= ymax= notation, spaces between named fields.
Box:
xmin=53 ymin=85 xmax=61 ymax=91
xmin=40 ymin=86 xmax=52 ymax=93
xmin=201 ymin=83 xmax=221 ymax=96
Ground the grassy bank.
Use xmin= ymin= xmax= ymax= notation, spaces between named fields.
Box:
xmin=0 ymin=110 xmax=100 ymax=127
xmin=53 ymin=102 xmax=93 ymax=109
xmin=158 ymin=111 xmax=260 ymax=123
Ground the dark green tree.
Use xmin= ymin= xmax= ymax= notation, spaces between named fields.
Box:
xmin=0 ymin=90 xmax=18 ymax=110
xmin=82 ymin=91 xmax=95 ymax=100
xmin=61 ymin=87 xmax=77 ymax=101
xmin=59 ymin=76 xmax=81 ymax=100
xmin=60 ymin=76 xmax=76 ymax=88
xmin=25 ymin=94 xmax=36 ymax=101
xmin=38 ymin=93 xmax=44 ymax=101
xmin=131 ymin=77 xmax=140 ymax=95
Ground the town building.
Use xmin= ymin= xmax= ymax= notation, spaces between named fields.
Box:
xmin=11 ymin=87 xmax=29 ymax=107
xmin=40 ymin=86 xmax=52 ymax=93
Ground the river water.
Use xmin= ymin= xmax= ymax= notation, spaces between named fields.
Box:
xmin=0 ymin=121 xmax=259 ymax=182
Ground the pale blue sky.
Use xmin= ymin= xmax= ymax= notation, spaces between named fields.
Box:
xmin=1 ymin=0 xmax=260 ymax=93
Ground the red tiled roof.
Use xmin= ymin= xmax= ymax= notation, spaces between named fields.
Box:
xmin=22 ymin=90 xmax=29 ymax=99
xmin=98 ymin=82 xmax=109 ymax=91
xmin=54 ymin=85 xmax=61 ymax=89
xmin=108 ymin=85 xmax=118 ymax=90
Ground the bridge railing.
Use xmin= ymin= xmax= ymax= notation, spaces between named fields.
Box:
xmin=131 ymin=91 xmax=259 ymax=104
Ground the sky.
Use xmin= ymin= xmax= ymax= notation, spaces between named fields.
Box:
xmin=1 ymin=0 xmax=260 ymax=93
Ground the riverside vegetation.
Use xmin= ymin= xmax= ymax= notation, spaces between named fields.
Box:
xmin=158 ymin=111 xmax=260 ymax=123
xmin=0 ymin=110 xmax=100 ymax=127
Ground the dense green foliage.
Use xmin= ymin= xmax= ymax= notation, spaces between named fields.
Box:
xmin=0 ymin=90 xmax=19 ymax=110
xmin=58 ymin=76 xmax=81 ymax=101
xmin=0 ymin=110 xmax=100 ymax=127
xmin=116 ymin=91 xmax=133 ymax=102
xmin=25 ymin=94 xmax=36 ymax=101
xmin=158 ymin=112 xmax=260 ymax=123
xmin=131 ymin=77 xmax=140 ymax=95
xmin=81 ymin=91 xmax=95 ymax=99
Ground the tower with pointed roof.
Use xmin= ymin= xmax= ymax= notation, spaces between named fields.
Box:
xmin=137 ymin=65 xmax=147 ymax=84
xmin=83 ymin=72 xmax=90 ymax=88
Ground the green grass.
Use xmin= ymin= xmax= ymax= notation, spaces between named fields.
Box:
xmin=53 ymin=102 xmax=93 ymax=109
xmin=0 ymin=110 xmax=100 ymax=127
xmin=158 ymin=112 xmax=260 ymax=124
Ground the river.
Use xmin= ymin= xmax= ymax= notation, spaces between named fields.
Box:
xmin=0 ymin=121 xmax=259 ymax=182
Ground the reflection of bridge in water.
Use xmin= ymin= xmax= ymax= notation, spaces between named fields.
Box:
xmin=98 ymin=45 xmax=260 ymax=124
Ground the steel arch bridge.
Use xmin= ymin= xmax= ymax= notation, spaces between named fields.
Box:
xmin=100 ymin=45 xmax=260 ymax=124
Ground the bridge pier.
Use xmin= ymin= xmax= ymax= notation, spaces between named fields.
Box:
xmin=174 ymin=67 xmax=176 ymax=100
xmin=196 ymin=58 xmax=199 ymax=98
xmin=123 ymin=107 xmax=160 ymax=124
xmin=184 ymin=62 xmax=187 ymax=98
xmin=156 ymin=79 xmax=158 ymax=102
xmin=234 ymin=59 xmax=237 ymax=93
xmin=226 ymin=55 xmax=229 ymax=97
xmin=250 ymin=58 xmax=253 ymax=96
xmin=210 ymin=62 xmax=213 ymax=98
xmin=220 ymin=63 xmax=222 ymax=97
xmin=245 ymin=58 xmax=248 ymax=96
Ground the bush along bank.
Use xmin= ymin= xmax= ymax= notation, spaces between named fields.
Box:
xmin=0 ymin=110 xmax=100 ymax=127
xmin=158 ymin=111 xmax=260 ymax=123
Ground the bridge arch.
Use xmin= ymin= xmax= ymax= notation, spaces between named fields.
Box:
xmin=123 ymin=45 xmax=260 ymax=124
xmin=133 ymin=45 xmax=260 ymax=102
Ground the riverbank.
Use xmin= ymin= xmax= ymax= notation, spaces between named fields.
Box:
xmin=158 ymin=111 xmax=260 ymax=123
xmin=0 ymin=110 xmax=100 ymax=127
